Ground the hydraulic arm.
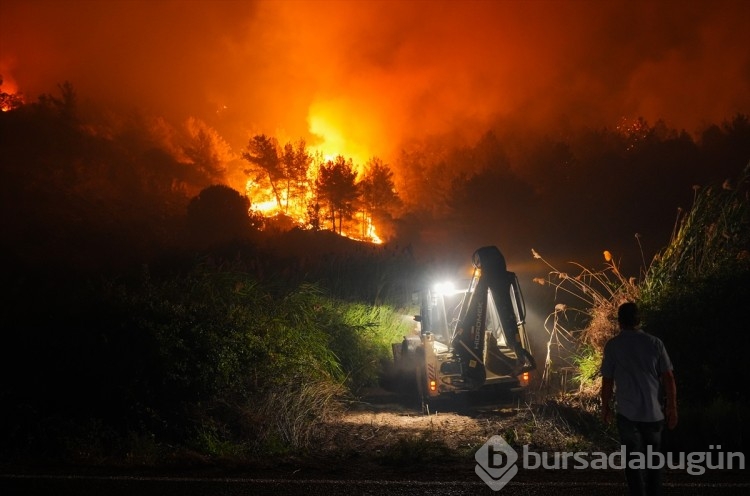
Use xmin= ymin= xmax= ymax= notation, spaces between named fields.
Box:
xmin=451 ymin=246 xmax=536 ymax=389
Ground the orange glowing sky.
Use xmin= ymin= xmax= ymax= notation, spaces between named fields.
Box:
xmin=3 ymin=0 xmax=750 ymax=163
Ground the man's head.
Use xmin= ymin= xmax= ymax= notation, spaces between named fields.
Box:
xmin=618 ymin=302 xmax=640 ymax=329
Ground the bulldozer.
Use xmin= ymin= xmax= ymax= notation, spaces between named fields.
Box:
xmin=391 ymin=246 xmax=536 ymax=406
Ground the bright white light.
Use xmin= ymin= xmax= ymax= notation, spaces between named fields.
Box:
xmin=433 ymin=281 xmax=455 ymax=295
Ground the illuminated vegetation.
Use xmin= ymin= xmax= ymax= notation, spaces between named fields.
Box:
xmin=2 ymin=263 xmax=414 ymax=460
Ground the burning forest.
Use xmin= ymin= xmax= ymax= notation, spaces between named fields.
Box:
xmin=1 ymin=0 xmax=750 ymax=483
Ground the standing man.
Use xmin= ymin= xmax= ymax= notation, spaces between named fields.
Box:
xmin=601 ymin=302 xmax=678 ymax=496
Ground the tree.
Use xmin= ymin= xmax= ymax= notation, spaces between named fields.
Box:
xmin=306 ymin=201 xmax=322 ymax=231
xmin=315 ymin=155 xmax=359 ymax=234
xmin=37 ymin=81 xmax=78 ymax=121
xmin=242 ymin=135 xmax=282 ymax=209
xmin=359 ymin=157 xmax=401 ymax=239
xmin=183 ymin=117 xmax=231 ymax=185
xmin=394 ymin=144 xmax=454 ymax=216
xmin=280 ymin=139 xmax=312 ymax=214
xmin=187 ymin=185 xmax=257 ymax=247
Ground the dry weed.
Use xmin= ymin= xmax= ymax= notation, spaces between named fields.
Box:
xmin=531 ymin=248 xmax=640 ymax=388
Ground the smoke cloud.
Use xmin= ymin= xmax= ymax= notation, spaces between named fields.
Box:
xmin=4 ymin=0 xmax=749 ymax=161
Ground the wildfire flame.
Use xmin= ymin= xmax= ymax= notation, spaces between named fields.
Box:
xmin=0 ymin=75 xmax=23 ymax=112
xmin=309 ymin=114 xmax=345 ymax=163
xmin=240 ymin=102 xmax=384 ymax=244
xmin=307 ymin=103 xmax=371 ymax=171
xmin=246 ymin=175 xmax=383 ymax=244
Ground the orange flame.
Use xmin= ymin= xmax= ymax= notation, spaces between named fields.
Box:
xmin=244 ymin=178 xmax=383 ymax=245
xmin=242 ymin=101 xmax=384 ymax=244
xmin=307 ymin=102 xmax=372 ymax=171
xmin=0 ymin=75 xmax=23 ymax=112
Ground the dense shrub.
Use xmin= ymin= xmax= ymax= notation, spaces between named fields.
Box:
xmin=0 ymin=262 xmax=410 ymax=460
xmin=643 ymin=271 xmax=750 ymax=403
xmin=640 ymin=164 xmax=750 ymax=403
xmin=536 ymin=164 xmax=750 ymax=451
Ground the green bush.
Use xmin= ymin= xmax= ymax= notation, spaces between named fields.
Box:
xmin=1 ymin=260 xmax=413 ymax=461
xmin=324 ymin=302 xmax=410 ymax=392
xmin=571 ymin=345 xmax=601 ymax=392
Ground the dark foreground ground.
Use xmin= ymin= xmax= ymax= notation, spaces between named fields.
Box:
xmin=2 ymin=462 xmax=748 ymax=496
xmin=2 ymin=388 xmax=747 ymax=495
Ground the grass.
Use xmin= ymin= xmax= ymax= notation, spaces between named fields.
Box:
xmin=254 ymin=379 xmax=347 ymax=452
xmin=641 ymin=165 xmax=750 ymax=305
xmin=570 ymin=345 xmax=602 ymax=396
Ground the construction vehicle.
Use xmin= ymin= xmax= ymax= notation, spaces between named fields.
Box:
xmin=391 ymin=246 xmax=536 ymax=405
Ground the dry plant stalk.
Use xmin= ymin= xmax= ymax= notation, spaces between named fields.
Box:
xmin=256 ymin=379 xmax=346 ymax=450
xmin=532 ymin=248 xmax=640 ymax=386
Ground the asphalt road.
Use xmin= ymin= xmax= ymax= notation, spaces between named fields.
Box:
xmin=3 ymin=472 xmax=749 ymax=496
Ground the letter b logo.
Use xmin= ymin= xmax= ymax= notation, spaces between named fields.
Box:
xmin=475 ymin=435 xmax=518 ymax=491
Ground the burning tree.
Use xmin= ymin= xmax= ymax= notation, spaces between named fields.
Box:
xmin=280 ymin=139 xmax=312 ymax=215
xmin=316 ymin=155 xmax=358 ymax=234
xmin=359 ymin=157 xmax=401 ymax=239
xmin=242 ymin=134 xmax=283 ymax=209
xmin=240 ymin=133 xmax=390 ymax=243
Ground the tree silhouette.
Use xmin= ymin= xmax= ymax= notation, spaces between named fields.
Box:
xmin=315 ymin=155 xmax=359 ymax=234
xmin=394 ymin=145 xmax=454 ymax=217
xmin=242 ymin=135 xmax=282 ymax=209
xmin=359 ymin=157 xmax=401 ymax=238
xmin=183 ymin=117 xmax=230 ymax=185
xmin=187 ymin=185 xmax=256 ymax=247
xmin=280 ymin=139 xmax=312 ymax=214
xmin=37 ymin=81 xmax=78 ymax=122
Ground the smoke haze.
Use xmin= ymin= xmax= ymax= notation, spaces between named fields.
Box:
xmin=4 ymin=0 xmax=750 ymax=160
